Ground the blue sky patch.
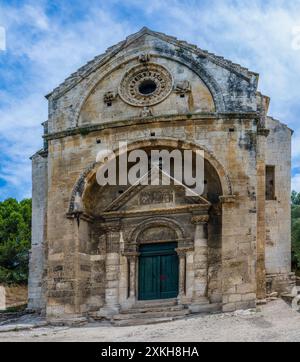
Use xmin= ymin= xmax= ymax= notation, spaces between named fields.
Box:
xmin=0 ymin=0 xmax=299 ymax=200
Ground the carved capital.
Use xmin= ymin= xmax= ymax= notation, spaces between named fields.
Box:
xmin=219 ymin=195 xmax=237 ymax=204
xmin=191 ymin=215 xmax=209 ymax=225
xmin=176 ymin=247 xmax=194 ymax=257
xmin=101 ymin=220 xmax=121 ymax=233
xmin=123 ymin=252 xmax=140 ymax=261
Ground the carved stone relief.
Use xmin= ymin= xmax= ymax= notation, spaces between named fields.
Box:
xmin=139 ymin=190 xmax=174 ymax=205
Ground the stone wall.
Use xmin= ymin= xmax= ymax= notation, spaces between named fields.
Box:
xmin=265 ymin=117 xmax=293 ymax=294
xmin=0 ymin=285 xmax=28 ymax=310
xmin=28 ymin=152 xmax=48 ymax=312
xmin=44 ymin=115 xmax=259 ymax=319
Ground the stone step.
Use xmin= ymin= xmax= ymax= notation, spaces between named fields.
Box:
xmin=120 ymin=304 xmax=184 ymax=314
xmin=112 ymin=317 xmax=176 ymax=327
xmin=113 ymin=308 xmax=189 ymax=321
xmin=134 ymin=298 xmax=177 ymax=309
xmin=281 ymin=286 xmax=300 ymax=304
xmin=112 ymin=312 xmax=190 ymax=327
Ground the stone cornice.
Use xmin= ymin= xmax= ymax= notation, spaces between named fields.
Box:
xmin=45 ymin=112 xmax=260 ymax=141
xmin=66 ymin=212 xmax=95 ymax=223
xmin=99 ymin=204 xmax=211 ymax=220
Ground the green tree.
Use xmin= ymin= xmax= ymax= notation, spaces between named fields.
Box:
xmin=292 ymin=190 xmax=300 ymax=205
xmin=0 ymin=198 xmax=32 ymax=285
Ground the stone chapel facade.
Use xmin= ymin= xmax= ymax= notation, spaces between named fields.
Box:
xmin=28 ymin=28 xmax=294 ymax=323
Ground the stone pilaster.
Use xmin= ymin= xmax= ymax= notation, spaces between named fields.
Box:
xmin=98 ymin=222 xmax=121 ymax=318
xmin=256 ymin=127 xmax=269 ymax=301
xmin=120 ymin=252 xmax=140 ymax=309
xmin=191 ymin=215 xmax=209 ymax=306
xmin=176 ymin=247 xmax=194 ymax=304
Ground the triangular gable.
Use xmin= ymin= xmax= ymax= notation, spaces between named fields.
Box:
xmin=47 ymin=27 xmax=258 ymax=100
xmin=104 ymin=165 xmax=210 ymax=213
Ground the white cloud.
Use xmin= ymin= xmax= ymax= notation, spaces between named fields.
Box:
xmin=0 ymin=0 xmax=299 ymax=199
xmin=0 ymin=2 xmax=135 ymax=200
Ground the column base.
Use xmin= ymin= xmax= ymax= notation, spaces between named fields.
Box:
xmin=192 ymin=295 xmax=209 ymax=304
xmin=189 ymin=296 xmax=210 ymax=313
xmin=97 ymin=305 xmax=120 ymax=318
xmin=121 ymin=297 xmax=136 ymax=311
xmin=177 ymin=292 xmax=185 ymax=303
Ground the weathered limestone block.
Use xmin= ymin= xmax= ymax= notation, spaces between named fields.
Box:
xmin=28 ymin=152 xmax=48 ymax=312
xmin=0 ymin=286 xmax=6 ymax=311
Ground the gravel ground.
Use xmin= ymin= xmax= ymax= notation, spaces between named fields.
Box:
xmin=0 ymin=299 xmax=299 ymax=342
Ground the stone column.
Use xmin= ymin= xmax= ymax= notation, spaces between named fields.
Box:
xmin=98 ymin=222 xmax=121 ymax=318
xmin=191 ymin=215 xmax=209 ymax=306
xmin=128 ymin=253 xmax=139 ymax=300
xmin=176 ymin=248 xmax=186 ymax=303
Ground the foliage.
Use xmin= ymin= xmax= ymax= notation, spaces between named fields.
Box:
xmin=291 ymin=190 xmax=300 ymax=206
xmin=292 ymin=191 xmax=300 ymax=270
xmin=0 ymin=198 xmax=31 ymax=285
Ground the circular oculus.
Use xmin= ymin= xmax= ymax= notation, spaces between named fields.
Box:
xmin=119 ymin=63 xmax=173 ymax=107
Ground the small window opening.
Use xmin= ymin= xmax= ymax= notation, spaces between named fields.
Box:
xmin=139 ymin=79 xmax=157 ymax=95
xmin=266 ymin=165 xmax=276 ymax=200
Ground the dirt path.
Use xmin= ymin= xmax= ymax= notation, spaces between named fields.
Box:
xmin=0 ymin=299 xmax=299 ymax=342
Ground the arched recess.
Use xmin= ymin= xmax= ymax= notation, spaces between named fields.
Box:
xmin=67 ymin=138 xmax=233 ymax=215
xmin=129 ymin=217 xmax=186 ymax=245
xmin=72 ymin=50 xmax=226 ymax=128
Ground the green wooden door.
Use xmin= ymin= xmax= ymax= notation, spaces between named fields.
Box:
xmin=138 ymin=243 xmax=179 ymax=300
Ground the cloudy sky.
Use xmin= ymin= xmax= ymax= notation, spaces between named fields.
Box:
xmin=0 ymin=0 xmax=300 ymax=200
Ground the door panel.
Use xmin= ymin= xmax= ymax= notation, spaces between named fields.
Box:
xmin=160 ymin=253 xmax=179 ymax=299
xmin=138 ymin=242 xmax=179 ymax=300
xmin=139 ymin=255 xmax=160 ymax=300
